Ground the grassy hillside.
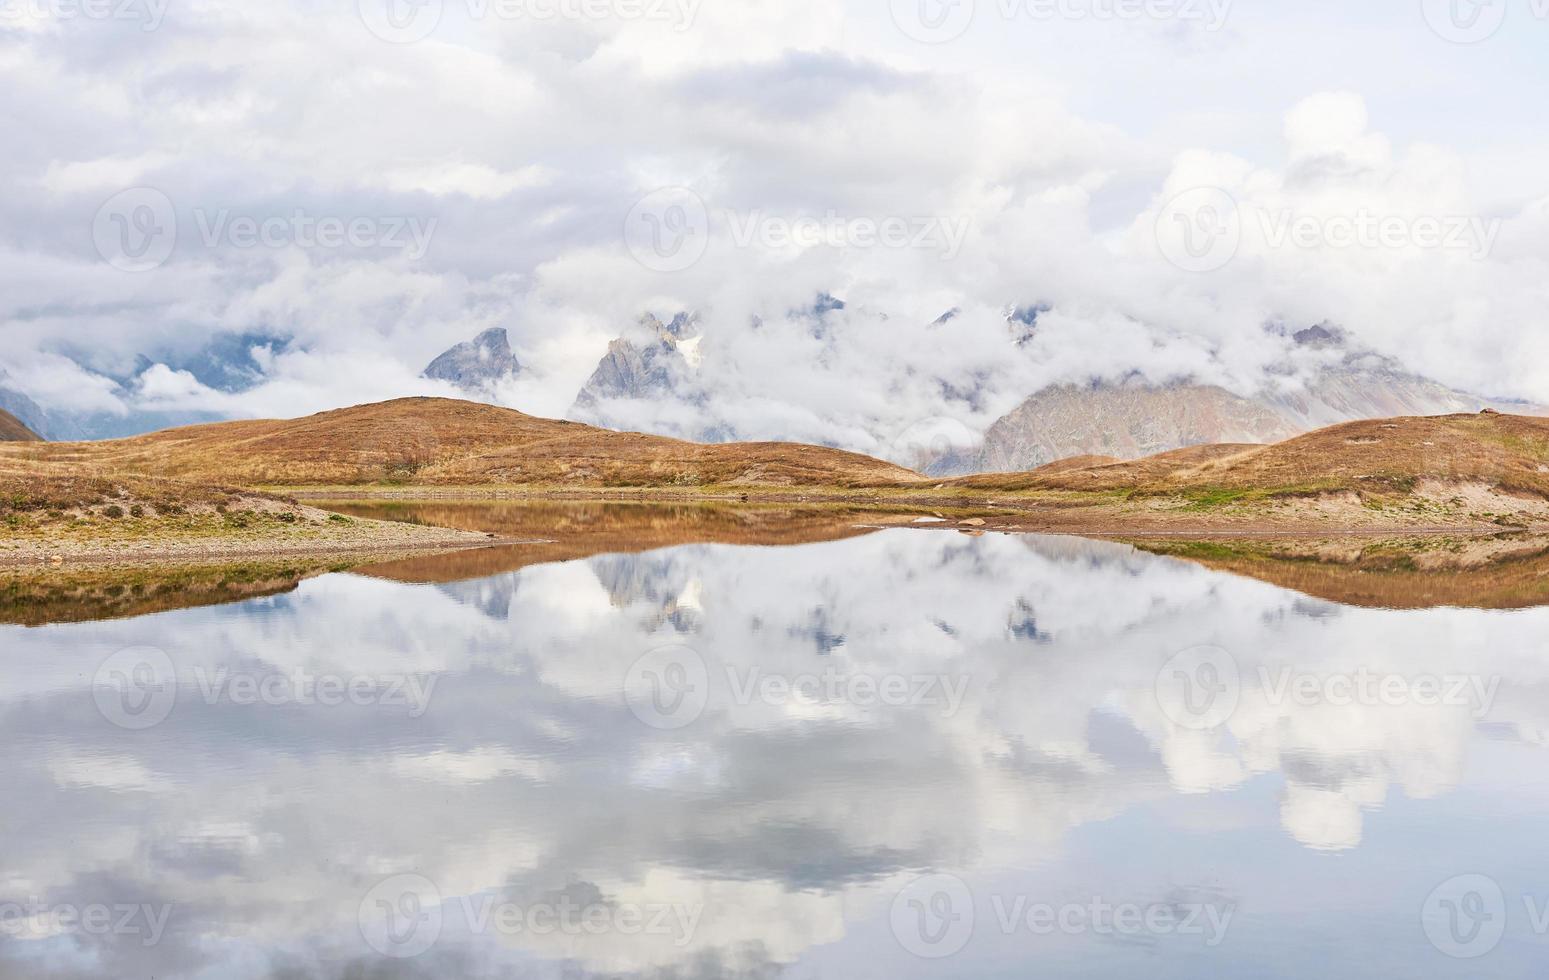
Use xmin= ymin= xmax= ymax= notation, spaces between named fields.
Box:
xmin=0 ymin=408 xmax=41 ymax=442
xmin=958 ymin=413 xmax=1549 ymax=500
xmin=3 ymin=400 xmax=1549 ymax=538
xmin=1129 ymin=534 xmax=1549 ymax=610
xmin=0 ymin=397 xmax=922 ymax=489
xmin=0 ymin=463 xmax=486 ymax=565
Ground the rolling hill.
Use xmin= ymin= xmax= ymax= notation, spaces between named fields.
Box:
xmin=967 ymin=340 xmax=1545 ymax=475
xmin=6 ymin=398 xmax=1549 ymax=535
xmin=0 ymin=408 xmax=41 ymax=442
xmin=958 ymin=412 xmax=1549 ymax=499
xmin=0 ymin=397 xmax=923 ymax=489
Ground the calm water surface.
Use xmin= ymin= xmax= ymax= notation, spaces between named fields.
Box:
xmin=4 ymin=510 xmax=1548 ymax=978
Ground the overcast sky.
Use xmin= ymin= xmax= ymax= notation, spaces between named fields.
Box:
xmin=3 ymin=0 xmax=1547 ymax=446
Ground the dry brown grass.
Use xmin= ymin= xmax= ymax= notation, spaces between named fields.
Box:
xmin=5 ymin=400 xmax=1549 ymax=539
xmin=1128 ymin=534 xmax=1549 ymax=610
xmin=0 ymin=397 xmax=924 ymax=490
xmin=954 ymin=413 xmax=1549 ymax=501
xmin=335 ymin=500 xmax=895 ymax=583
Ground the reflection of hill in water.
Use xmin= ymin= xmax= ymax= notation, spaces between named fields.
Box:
xmin=1127 ymin=534 xmax=1549 ymax=610
xmin=338 ymin=500 xmax=889 ymax=583
xmin=0 ymin=558 xmax=348 ymax=627
xmin=11 ymin=500 xmax=1549 ymax=627
xmin=8 ymin=522 xmax=1549 ymax=977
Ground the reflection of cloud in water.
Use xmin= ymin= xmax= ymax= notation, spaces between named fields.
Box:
xmin=0 ymin=530 xmax=1546 ymax=976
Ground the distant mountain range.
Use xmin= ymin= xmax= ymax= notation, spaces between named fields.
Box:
xmin=425 ymin=313 xmax=1545 ymax=475
xmin=0 ymin=376 xmax=50 ymax=440
xmin=972 ymin=326 xmax=1543 ymax=474
xmin=0 ymin=407 xmax=41 ymax=442
xmin=10 ymin=310 xmax=1542 ymax=469
xmin=0 ymin=332 xmax=280 ymax=441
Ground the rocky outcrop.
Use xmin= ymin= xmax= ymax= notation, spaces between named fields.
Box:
xmin=976 ymin=379 xmax=1301 ymax=473
xmin=423 ymin=327 xmax=521 ymax=390
xmin=973 ymin=344 xmax=1545 ymax=474
xmin=572 ymin=313 xmax=702 ymax=415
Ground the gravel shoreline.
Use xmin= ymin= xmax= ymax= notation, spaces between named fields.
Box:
xmin=0 ymin=507 xmax=496 ymax=569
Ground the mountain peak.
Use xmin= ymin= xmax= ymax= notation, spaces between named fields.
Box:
xmin=423 ymin=328 xmax=522 ymax=390
xmin=1292 ymin=323 xmax=1347 ymax=348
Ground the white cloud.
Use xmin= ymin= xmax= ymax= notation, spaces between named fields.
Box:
xmin=0 ymin=1 xmax=1544 ymax=441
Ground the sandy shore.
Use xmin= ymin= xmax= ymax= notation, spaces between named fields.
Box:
xmin=0 ymin=502 xmax=496 ymax=569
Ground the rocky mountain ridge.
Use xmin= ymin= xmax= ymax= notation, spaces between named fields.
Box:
xmin=422 ymin=327 xmax=522 ymax=390
xmin=973 ymin=342 xmax=1543 ymax=474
